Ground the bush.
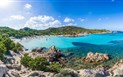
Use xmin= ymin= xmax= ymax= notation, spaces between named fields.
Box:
xmin=21 ymin=54 xmax=62 ymax=72
xmin=20 ymin=54 xmax=32 ymax=67
xmin=12 ymin=42 xmax=23 ymax=52
xmin=29 ymin=57 xmax=49 ymax=70
xmin=21 ymin=54 xmax=49 ymax=71
xmin=48 ymin=62 xmax=62 ymax=73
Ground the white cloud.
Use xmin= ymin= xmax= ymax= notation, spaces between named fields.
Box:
xmin=25 ymin=15 xmax=62 ymax=29
xmin=63 ymin=23 xmax=77 ymax=26
xmin=79 ymin=18 xmax=85 ymax=22
xmin=66 ymin=23 xmax=77 ymax=26
xmin=10 ymin=15 xmax=25 ymax=20
xmin=24 ymin=3 xmax=32 ymax=9
xmin=64 ymin=17 xmax=74 ymax=23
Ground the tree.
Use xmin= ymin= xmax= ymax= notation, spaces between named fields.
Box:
xmin=3 ymin=38 xmax=15 ymax=51
xmin=20 ymin=54 xmax=32 ymax=67
xmin=0 ymin=42 xmax=6 ymax=59
xmin=12 ymin=42 xmax=22 ymax=52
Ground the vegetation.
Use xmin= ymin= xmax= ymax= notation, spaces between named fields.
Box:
xmin=0 ymin=26 xmax=110 ymax=38
xmin=21 ymin=54 xmax=62 ymax=72
xmin=0 ymin=34 xmax=22 ymax=60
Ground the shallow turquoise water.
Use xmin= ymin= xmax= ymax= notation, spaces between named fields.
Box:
xmin=20 ymin=33 xmax=123 ymax=49
xmin=20 ymin=33 xmax=123 ymax=63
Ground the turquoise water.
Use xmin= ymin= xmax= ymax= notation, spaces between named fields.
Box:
xmin=20 ymin=33 xmax=123 ymax=64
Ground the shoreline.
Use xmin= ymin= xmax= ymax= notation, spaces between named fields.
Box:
xmin=10 ymin=31 xmax=113 ymax=51
xmin=1 ymin=45 xmax=123 ymax=77
xmin=11 ymin=31 xmax=112 ymax=40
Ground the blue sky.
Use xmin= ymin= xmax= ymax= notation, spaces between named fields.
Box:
xmin=0 ymin=0 xmax=123 ymax=30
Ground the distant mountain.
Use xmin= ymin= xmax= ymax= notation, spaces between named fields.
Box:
xmin=0 ymin=26 xmax=110 ymax=38
xmin=20 ymin=27 xmax=37 ymax=31
xmin=44 ymin=26 xmax=110 ymax=35
xmin=20 ymin=27 xmax=31 ymax=31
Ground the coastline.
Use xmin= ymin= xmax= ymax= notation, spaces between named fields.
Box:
xmin=1 ymin=45 xmax=123 ymax=77
xmin=11 ymin=30 xmax=112 ymax=40
xmin=10 ymin=31 xmax=113 ymax=51
xmin=3 ymin=33 xmax=123 ymax=77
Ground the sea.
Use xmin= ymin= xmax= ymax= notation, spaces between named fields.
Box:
xmin=18 ymin=32 xmax=123 ymax=67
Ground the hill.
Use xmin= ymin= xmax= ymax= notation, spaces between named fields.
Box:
xmin=0 ymin=26 xmax=110 ymax=38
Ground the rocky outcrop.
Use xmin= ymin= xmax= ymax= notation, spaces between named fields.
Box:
xmin=48 ymin=46 xmax=66 ymax=64
xmin=55 ymin=68 xmax=79 ymax=77
xmin=3 ymin=45 xmax=123 ymax=77
xmin=0 ymin=64 xmax=8 ymax=77
xmin=108 ymin=59 xmax=123 ymax=76
xmin=78 ymin=68 xmax=109 ymax=77
xmin=29 ymin=46 xmax=66 ymax=64
xmin=22 ymin=71 xmax=55 ymax=77
xmin=5 ymin=50 xmax=22 ymax=65
xmin=32 ymin=47 xmax=48 ymax=53
xmin=6 ymin=64 xmax=21 ymax=71
xmin=83 ymin=52 xmax=109 ymax=63
xmin=25 ymin=71 xmax=45 ymax=77
xmin=6 ymin=70 xmax=21 ymax=77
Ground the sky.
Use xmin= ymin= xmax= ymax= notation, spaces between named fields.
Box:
xmin=0 ymin=0 xmax=123 ymax=30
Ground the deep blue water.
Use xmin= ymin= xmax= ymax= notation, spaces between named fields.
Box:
xmin=19 ymin=33 xmax=123 ymax=64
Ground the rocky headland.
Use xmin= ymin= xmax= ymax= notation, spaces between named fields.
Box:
xmin=0 ymin=46 xmax=123 ymax=77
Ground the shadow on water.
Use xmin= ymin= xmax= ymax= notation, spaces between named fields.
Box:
xmin=109 ymin=40 xmax=123 ymax=44
xmin=72 ymin=42 xmax=97 ymax=47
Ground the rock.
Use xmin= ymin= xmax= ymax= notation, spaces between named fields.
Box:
xmin=26 ymin=71 xmax=45 ymax=77
xmin=43 ymin=72 xmax=55 ymax=77
xmin=6 ymin=70 xmax=21 ymax=77
xmin=78 ymin=69 xmax=109 ymax=77
xmin=49 ymin=46 xmax=57 ymax=53
xmin=6 ymin=64 xmax=21 ymax=71
xmin=83 ymin=52 xmax=109 ymax=63
xmin=0 ymin=64 xmax=8 ymax=77
xmin=55 ymin=68 xmax=79 ymax=77
xmin=32 ymin=49 xmax=37 ymax=52
xmin=48 ymin=46 xmax=64 ymax=63
xmin=0 ymin=60 xmax=3 ymax=64
xmin=9 ymin=50 xmax=21 ymax=57
xmin=6 ymin=57 xmax=15 ymax=64
xmin=29 ymin=46 xmax=66 ymax=64
xmin=109 ymin=59 xmax=123 ymax=76
xmin=6 ymin=50 xmax=22 ymax=64
xmin=32 ymin=47 xmax=47 ymax=53
xmin=11 ymin=71 xmax=20 ymax=77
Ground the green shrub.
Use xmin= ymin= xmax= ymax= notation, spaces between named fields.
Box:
xmin=21 ymin=54 xmax=49 ymax=71
xmin=20 ymin=54 xmax=32 ymax=67
xmin=21 ymin=54 xmax=62 ymax=72
xmin=30 ymin=57 xmax=49 ymax=70
xmin=48 ymin=62 xmax=62 ymax=73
